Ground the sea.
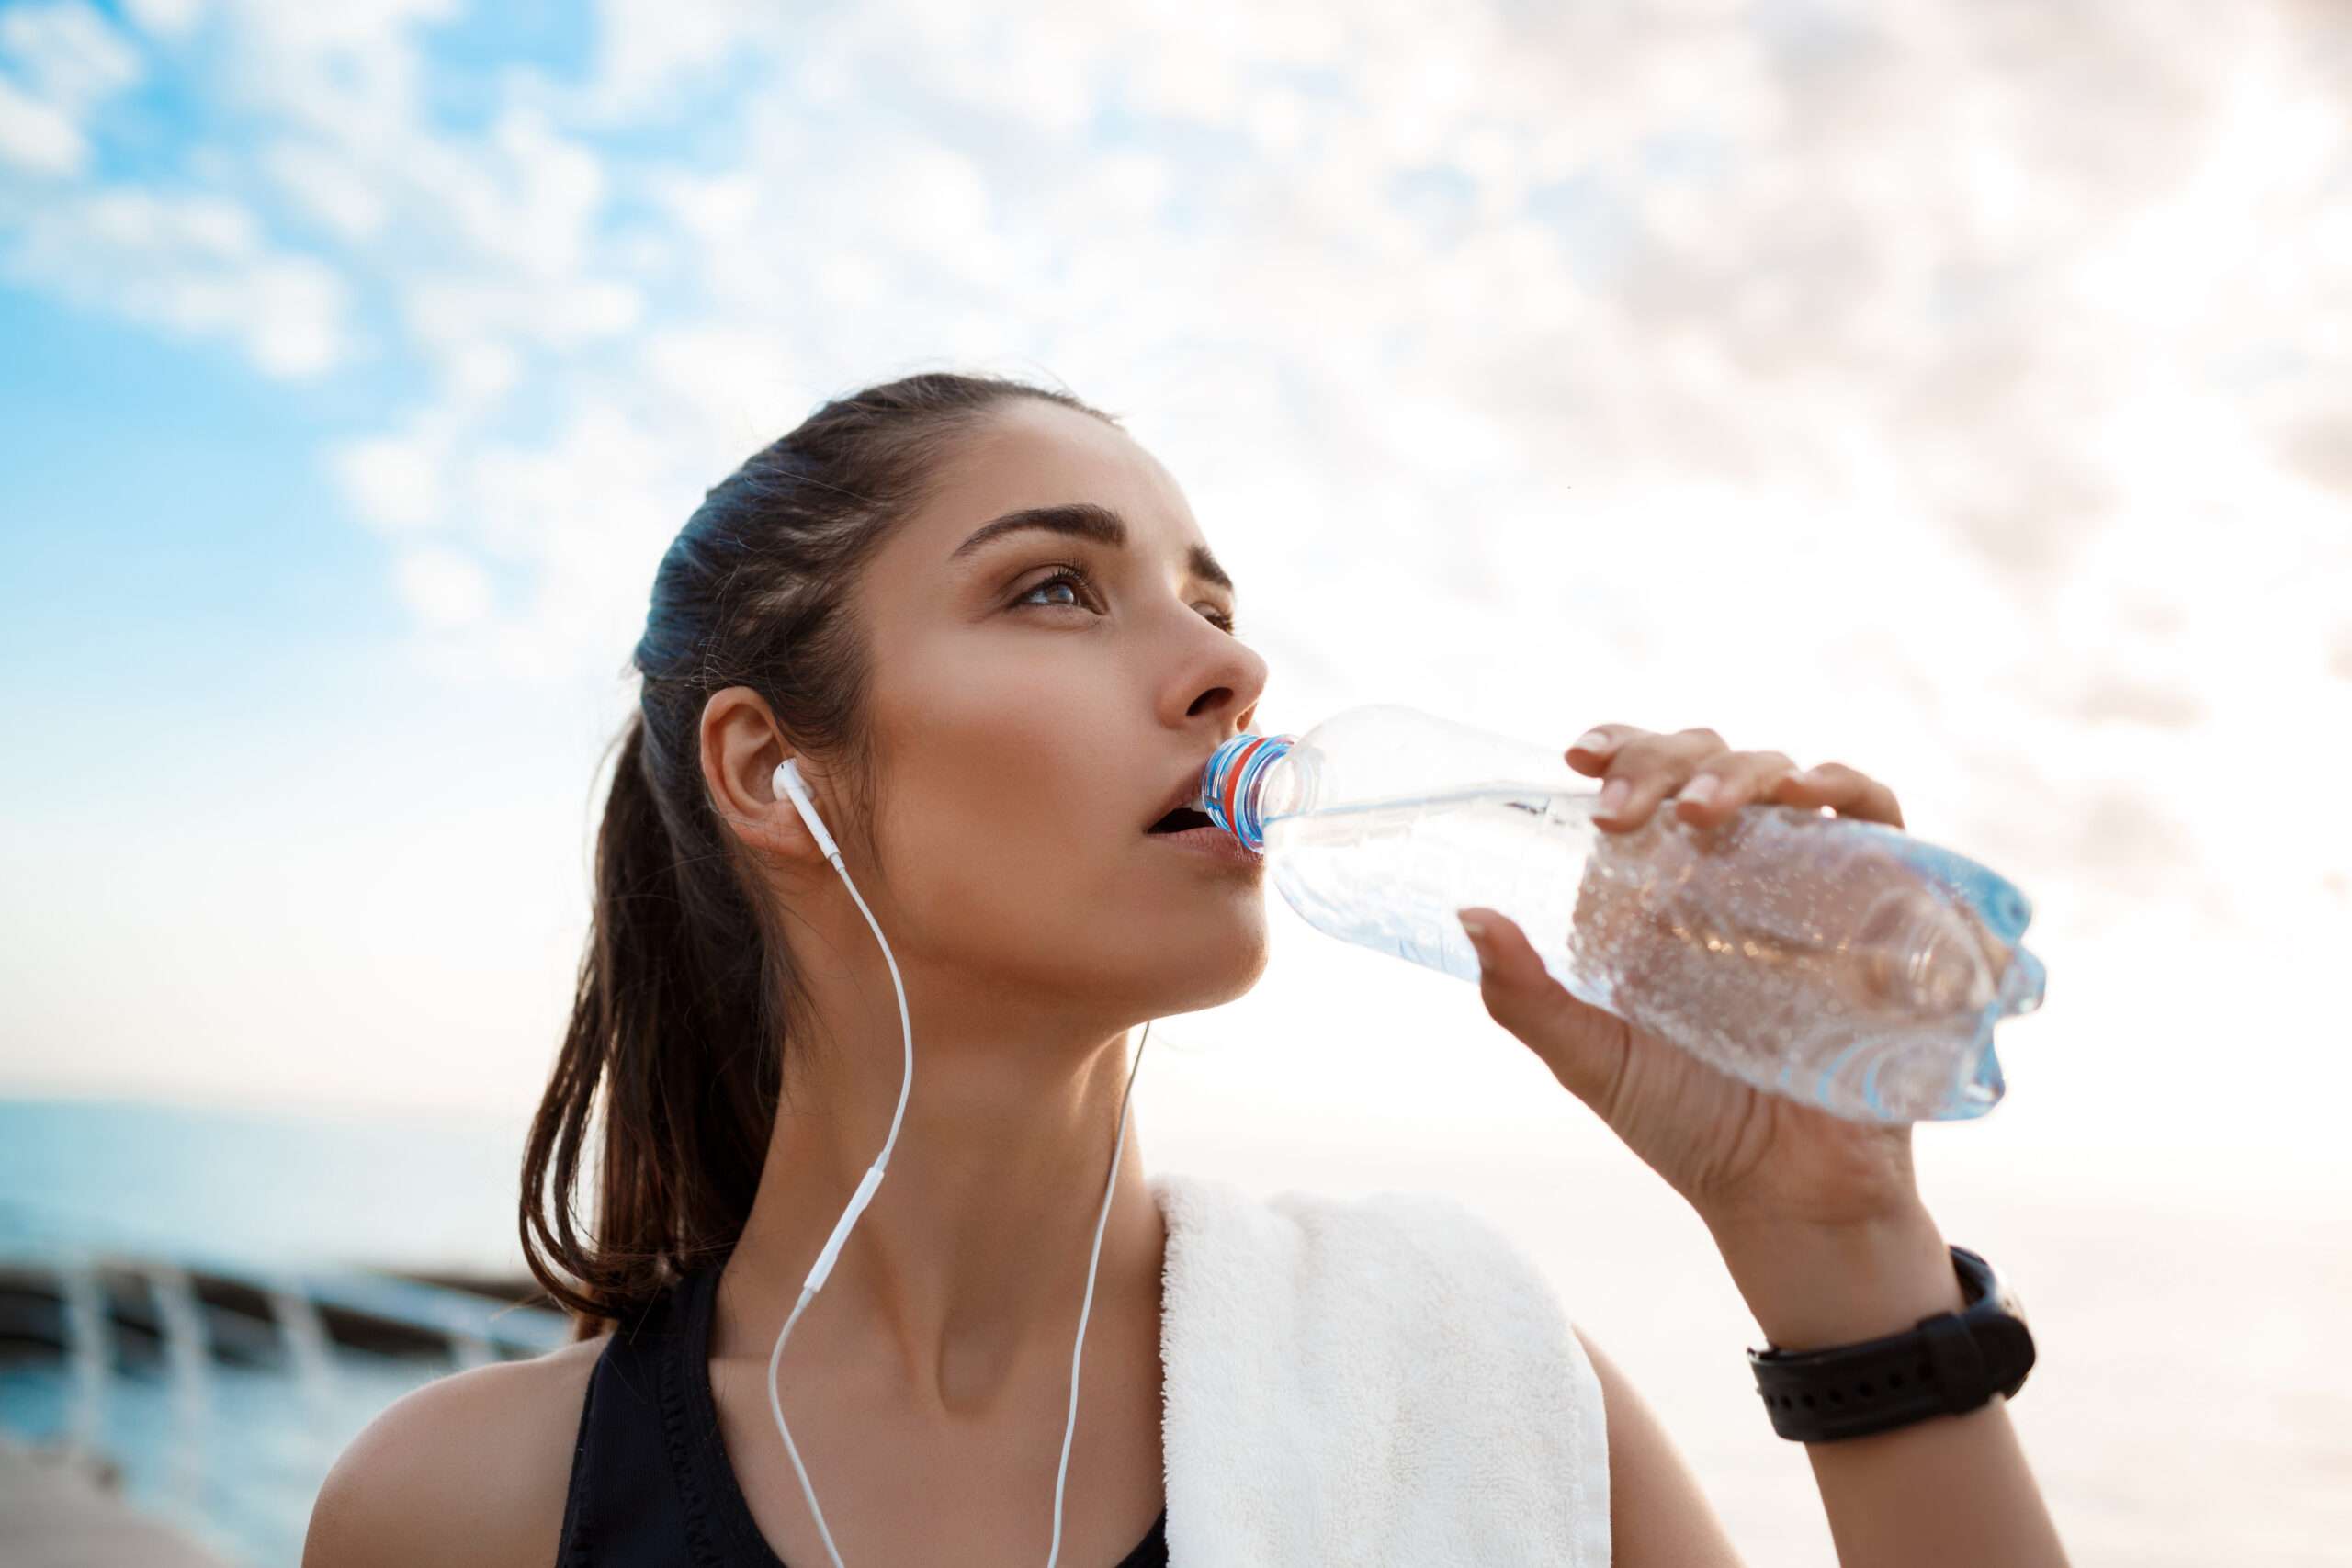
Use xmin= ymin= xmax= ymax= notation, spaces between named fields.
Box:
xmin=0 ymin=1098 xmax=550 ymax=1567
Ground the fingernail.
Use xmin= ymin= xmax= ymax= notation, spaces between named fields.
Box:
xmin=1599 ymin=778 xmax=1630 ymax=816
xmin=1681 ymin=775 xmax=1719 ymax=807
xmin=1457 ymin=909 xmax=1488 ymax=943
xmin=1573 ymin=729 xmax=1613 ymax=755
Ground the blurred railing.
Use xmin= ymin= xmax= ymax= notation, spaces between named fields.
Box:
xmin=0 ymin=1199 xmax=571 ymax=1568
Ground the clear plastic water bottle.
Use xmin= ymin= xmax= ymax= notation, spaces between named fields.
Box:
xmin=1197 ymin=704 xmax=2047 ymax=1124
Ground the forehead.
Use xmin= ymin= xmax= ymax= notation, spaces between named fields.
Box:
xmin=900 ymin=399 xmax=1204 ymax=558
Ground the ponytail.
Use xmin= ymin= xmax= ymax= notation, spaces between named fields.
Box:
xmin=520 ymin=713 xmax=775 ymax=1336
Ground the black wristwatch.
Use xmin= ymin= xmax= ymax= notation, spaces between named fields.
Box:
xmin=1747 ymin=1245 xmax=2035 ymax=1443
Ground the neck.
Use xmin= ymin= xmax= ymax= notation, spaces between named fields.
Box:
xmin=717 ymin=1004 xmax=1165 ymax=1422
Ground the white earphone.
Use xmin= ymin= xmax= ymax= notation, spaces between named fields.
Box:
xmin=766 ymin=757 xmax=1148 ymax=1568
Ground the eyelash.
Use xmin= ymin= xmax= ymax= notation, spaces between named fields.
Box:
xmin=1017 ymin=561 xmax=1238 ymax=636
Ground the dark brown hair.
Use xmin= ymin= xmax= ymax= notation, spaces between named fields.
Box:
xmin=520 ymin=370 xmax=1116 ymax=1337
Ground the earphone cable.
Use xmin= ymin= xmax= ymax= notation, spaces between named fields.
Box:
xmin=763 ymin=830 xmax=1149 ymax=1568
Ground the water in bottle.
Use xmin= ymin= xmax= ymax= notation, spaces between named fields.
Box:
xmin=1195 ymin=704 xmax=2047 ymax=1124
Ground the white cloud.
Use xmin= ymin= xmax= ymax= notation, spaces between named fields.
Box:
xmin=205 ymin=0 xmax=456 ymax=143
xmin=4 ymin=186 xmax=347 ymax=374
xmin=401 ymin=273 xmax=640 ymax=358
xmin=121 ymin=0 xmax=206 ymax=39
xmin=1 ymin=2 xmax=140 ymax=108
xmin=230 ymin=85 xmax=629 ymax=391
xmin=264 ymin=139 xmax=388 ymax=238
xmin=639 ymin=327 xmax=810 ymax=446
xmin=347 ymin=400 xmax=710 ymax=685
xmin=580 ymin=0 xmax=758 ymax=118
xmin=0 ymin=0 xmax=140 ymax=175
xmin=396 ymin=543 xmax=495 ymax=626
xmin=462 ymin=106 xmax=607 ymax=277
xmin=0 ymin=77 xmax=84 ymax=174
xmin=336 ymin=429 xmax=447 ymax=532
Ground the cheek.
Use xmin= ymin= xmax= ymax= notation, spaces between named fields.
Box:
xmin=866 ymin=732 xmax=1126 ymax=940
xmin=861 ymin=641 xmax=1186 ymax=951
xmin=899 ymin=659 xmax=1137 ymax=839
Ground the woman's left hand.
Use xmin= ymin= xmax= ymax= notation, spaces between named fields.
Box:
xmin=1456 ymin=724 xmax=1928 ymax=1240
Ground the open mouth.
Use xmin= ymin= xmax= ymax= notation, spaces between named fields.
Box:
xmin=1147 ymin=806 xmax=1215 ymax=836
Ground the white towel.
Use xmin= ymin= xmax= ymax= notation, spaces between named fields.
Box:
xmin=1151 ymin=1170 xmax=1611 ymax=1565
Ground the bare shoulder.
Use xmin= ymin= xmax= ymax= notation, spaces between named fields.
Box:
xmin=1571 ymin=1325 xmax=1749 ymax=1568
xmin=301 ymin=1332 xmax=608 ymax=1568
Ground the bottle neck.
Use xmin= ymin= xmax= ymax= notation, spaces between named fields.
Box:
xmin=1201 ymin=732 xmax=1300 ymax=852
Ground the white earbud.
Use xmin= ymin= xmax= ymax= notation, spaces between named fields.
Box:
xmin=774 ymin=757 xmax=841 ymax=863
xmin=757 ymin=750 xmax=1149 ymax=1568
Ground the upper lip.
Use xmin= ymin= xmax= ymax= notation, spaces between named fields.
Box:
xmin=1145 ymin=755 xmax=1216 ymax=832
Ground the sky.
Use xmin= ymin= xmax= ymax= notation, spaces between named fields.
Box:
xmin=3 ymin=0 xmax=2350 ymax=1200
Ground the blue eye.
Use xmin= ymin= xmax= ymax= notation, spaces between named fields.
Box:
xmin=1016 ymin=562 xmax=1238 ymax=634
xmin=1020 ymin=566 xmax=1096 ymax=613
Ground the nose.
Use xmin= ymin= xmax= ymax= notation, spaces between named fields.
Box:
xmin=1170 ymin=626 xmax=1271 ymax=731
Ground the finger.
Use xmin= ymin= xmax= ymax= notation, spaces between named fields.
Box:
xmin=1565 ymin=724 xmax=1642 ymax=775
xmin=1675 ymin=750 xmax=1799 ymax=827
xmin=1766 ymin=761 xmax=1905 ymax=828
xmin=1595 ymin=727 xmax=1725 ymax=830
xmin=1457 ymin=906 xmax=1628 ymax=1111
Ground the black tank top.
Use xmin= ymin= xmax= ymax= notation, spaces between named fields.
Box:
xmin=555 ymin=1264 xmax=1170 ymax=1566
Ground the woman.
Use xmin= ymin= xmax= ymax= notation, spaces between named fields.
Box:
xmin=303 ymin=372 xmax=2069 ymax=1566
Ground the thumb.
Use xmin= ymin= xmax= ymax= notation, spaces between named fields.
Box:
xmin=1457 ymin=906 xmax=1628 ymax=1111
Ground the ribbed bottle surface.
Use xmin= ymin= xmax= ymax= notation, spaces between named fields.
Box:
xmin=1201 ymin=705 xmax=2046 ymax=1124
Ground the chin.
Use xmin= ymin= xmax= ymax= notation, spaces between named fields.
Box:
xmin=1151 ymin=917 xmax=1272 ymax=1014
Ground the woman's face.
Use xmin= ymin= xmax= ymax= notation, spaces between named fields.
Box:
xmin=844 ymin=398 xmax=1275 ymax=1030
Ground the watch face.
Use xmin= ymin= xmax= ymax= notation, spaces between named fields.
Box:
xmin=1958 ymin=1247 xmax=2025 ymax=1325
xmin=1979 ymin=1256 xmax=2026 ymax=1323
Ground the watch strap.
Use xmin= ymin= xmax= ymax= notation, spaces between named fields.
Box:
xmin=1746 ymin=1244 xmax=2035 ymax=1443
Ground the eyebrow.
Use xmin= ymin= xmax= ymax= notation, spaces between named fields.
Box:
xmin=949 ymin=502 xmax=1235 ymax=595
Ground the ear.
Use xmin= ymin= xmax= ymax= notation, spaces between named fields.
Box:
xmin=701 ymin=686 xmax=835 ymax=870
